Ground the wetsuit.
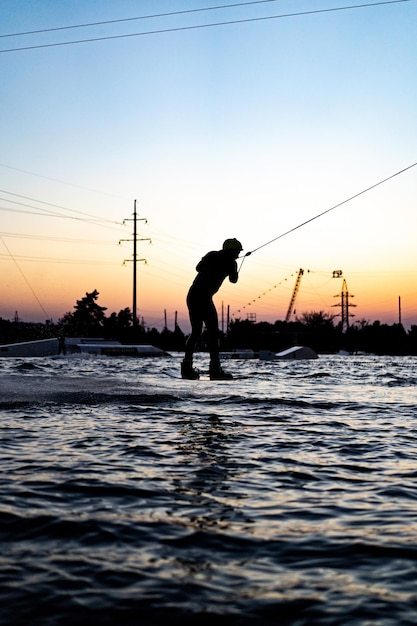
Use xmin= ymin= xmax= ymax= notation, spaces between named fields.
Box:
xmin=184 ymin=249 xmax=238 ymax=364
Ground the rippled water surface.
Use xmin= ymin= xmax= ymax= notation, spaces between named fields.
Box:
xmin=1 ymin=353 xmax=417 ymax=625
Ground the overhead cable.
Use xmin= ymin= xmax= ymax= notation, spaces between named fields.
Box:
xmin=0 ymin=163 xmax=128 ymax=200
xmin=1 ymin=1 xmax=285 ymax=38
xmin=0 ymin=231 xmax=116 ymax=245
xmin=0 ymin=189 xmax=122 ymax=225
xmin=0 ymin=1 xmax=411 ymax=53
xmin=0 ymin=235 xmax=50 ymax=318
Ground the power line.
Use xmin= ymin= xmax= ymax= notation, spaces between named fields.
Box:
xmin=0 ymin=1 xmax=410 ymax=53
xmin=0 ymin=254 xmax=121 ymax=265
xmin=0 ymin=189 xmax=129 ymax=235
xmin=0 ymin=235 xmax=50 ymax=318
xmin=0 ymin=205 xmax=91 ymax=219
xmin=0 ymin=231 xmax=116 ymax=245
xmin=0 ymin=205 xmax=128 ymax=234
xmin=0 ymin=1 xmax=288 ymax=38
xmin=0 ymin=198 xmax=102 ymax=221
xmin=0 ymin=189 xmax=123 ymax=225
xmin=0 ymin=163 xmax=128 ymax=200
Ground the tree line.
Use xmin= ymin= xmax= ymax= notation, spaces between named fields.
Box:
xmin=1 ymin=289 xmax=417 ymax=355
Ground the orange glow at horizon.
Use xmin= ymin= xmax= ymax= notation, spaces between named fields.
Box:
xmin=3 ymin=256 xmax=416 ymax=332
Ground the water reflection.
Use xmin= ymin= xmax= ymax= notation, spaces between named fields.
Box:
xmin=173 ymin=414 xmax=250 ymax=533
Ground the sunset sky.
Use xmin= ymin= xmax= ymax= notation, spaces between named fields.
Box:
xmin=1 ymin=0 xmax=416 ymax=332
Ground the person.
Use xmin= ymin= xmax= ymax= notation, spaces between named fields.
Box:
xmin=57 ymin=333 xmax=66 ymax=355
xmin=181 ymin=238 xmax=243 ymax=380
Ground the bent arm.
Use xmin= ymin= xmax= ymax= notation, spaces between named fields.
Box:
xmin=229 ymin=262 xmax=238 ymax=283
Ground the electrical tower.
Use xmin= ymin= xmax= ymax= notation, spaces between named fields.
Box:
xmin=120 ymin=199 xmax=151 ymax=326
xmin=285 ymin=269 xmax=304 ymax=322
xmin=333 ymin=278 xmax=356 ymax=332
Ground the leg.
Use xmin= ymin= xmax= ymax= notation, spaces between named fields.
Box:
xmin=203 ymin=299 xmax=220 ymax=366
xmin=204 ymin=300 xmax=233 ymax=380
xmin=184 ymin=318 xmax=203 ymax=361
xmin=182 ymin=293 xmax=203 ymax=379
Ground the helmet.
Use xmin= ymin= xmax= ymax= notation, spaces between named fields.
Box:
xmin=222 ymin=238 xmax=243 ymax=252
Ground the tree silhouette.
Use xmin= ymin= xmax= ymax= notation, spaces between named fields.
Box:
xmin=296 ymin=311 xmax=336 ymax=329
xmin=59 ymin=289 xmax=107 ymax=336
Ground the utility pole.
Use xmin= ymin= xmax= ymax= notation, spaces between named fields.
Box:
xmin=121 ymin=199 xmax=150 ymax=326
xmin=399 ymin=296 xmax=402 ymax=325
xmin=333 ymin=278 xmax=356 ymax=332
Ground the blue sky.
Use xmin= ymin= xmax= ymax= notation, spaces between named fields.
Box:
xmin=1 ymin=0 xmax=416 ymax=330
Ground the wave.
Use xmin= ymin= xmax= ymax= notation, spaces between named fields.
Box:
xmin=0 ymin=392 xmax=363 ymax=413
xmin=0 ymin=392 xmax=183 ymax=411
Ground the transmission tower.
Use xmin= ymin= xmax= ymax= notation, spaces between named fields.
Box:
xmin=120 ymin=199 xmax=151 ymax=326
xmin=333 ymin=278 xmax=356 ymax=332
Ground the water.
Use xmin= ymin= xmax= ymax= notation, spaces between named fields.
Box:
xmin=1 ymin=353 xmax=416 ymax=625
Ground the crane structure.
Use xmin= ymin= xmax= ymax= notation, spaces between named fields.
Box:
xmin=285 ymin=268 xmax=304 ymax=323
xmin=333 ymin=278 xmax=356 ymax=332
